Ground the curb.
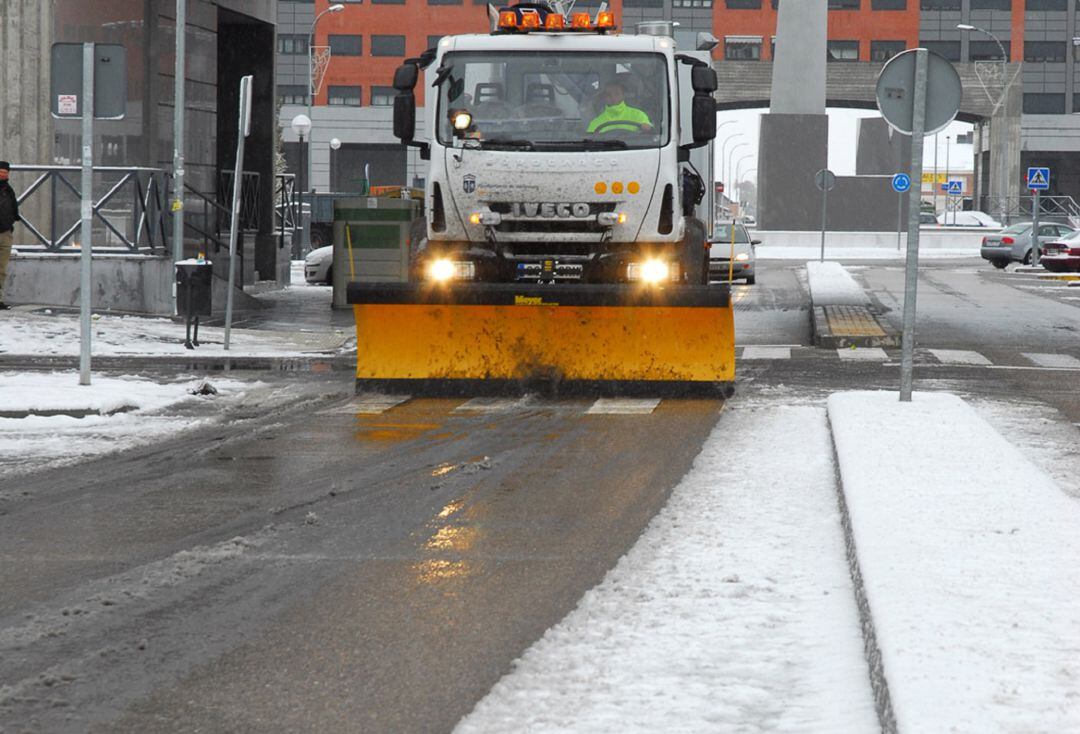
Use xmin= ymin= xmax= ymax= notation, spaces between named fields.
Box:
xmin=0 ymin=354 xmax=356 ymax=373
xmin=826 ymin=412 xmax=899 ymax=734
xmin=811 ymin=306 xmax=901 ymax=349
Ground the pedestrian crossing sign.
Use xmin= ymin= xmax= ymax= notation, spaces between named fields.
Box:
xmin=946 ymin=180 xmax=963 ymax=196
xmin=1027 ymin=167 xmax=1050 ymax=191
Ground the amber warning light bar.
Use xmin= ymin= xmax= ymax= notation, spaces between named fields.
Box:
xmin=496 ymin=5 xmax=616 ymax=33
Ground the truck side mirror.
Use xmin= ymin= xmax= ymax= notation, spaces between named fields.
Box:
xmin=393 ymin=63 xmax=419 ymax=91
xmin=692 ymin=94 xmax=716 ymax=144
xmin=691 ymin=66 xmax=718 ymax=93
xmin=394 ymin=93 xmax=416 ymax=142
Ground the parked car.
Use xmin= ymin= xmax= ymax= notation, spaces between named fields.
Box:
xmin=938 ymin=211 xmax=1002 ymax=228
xmin=919 ymin=212 xmax=939 ymax=225
xmin=709 ymin=222 xmax=758 ymax=285
xmin=1039 ymin=229 xmax=1080 ymax=272
xmin=981 ymin=222 xmax=1076 ymax=268
xmin=304 ymin=245 xmax=333 ymax=284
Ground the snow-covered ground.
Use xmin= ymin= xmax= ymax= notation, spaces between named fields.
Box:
xmin=0 ymin=372 xmax=266 ymax=480
xmin=457 ymin=393 xmax=880 ymax=733
xmin=805 ymin=260 xmax=872 ymax=306
xmin=458 ymin=388 xmax=1080 ymax=733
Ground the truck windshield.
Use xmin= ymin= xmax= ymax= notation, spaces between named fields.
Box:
xmin=436 ymin=51 xmax=669 ymax=151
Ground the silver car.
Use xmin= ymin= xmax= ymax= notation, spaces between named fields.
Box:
xmin=709 ymin=222 xmax=758 ymax=285
xmin=980 ymin=222 xmax=1076 ymax=268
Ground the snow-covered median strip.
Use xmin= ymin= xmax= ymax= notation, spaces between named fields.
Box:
xmin=0 ymin=372 xmax=261 ymax=479
xmin=456 ymin=402 xmax=877 ymax=733
xmin=805 ymin=261 xmax=871 ymax=306
xmin=827 ymin=391 xmax=1080 ymax=733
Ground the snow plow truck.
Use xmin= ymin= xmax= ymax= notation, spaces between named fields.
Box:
xmin=347 ymin=2 xmax=734 ymax=395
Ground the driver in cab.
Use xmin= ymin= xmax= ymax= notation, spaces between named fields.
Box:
xmin=587 ymin=80 xmax=653 ymax=133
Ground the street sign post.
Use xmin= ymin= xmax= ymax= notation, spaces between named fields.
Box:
xmin=1027 ymin=167 xmax=1050 ymax=266
xmin=892 ymin=173 xmax=912 ymax=252
xmin=224 ymin=75 xmax=254 ymax=352
xmin=877 ymin=48 xmax=962 ymax=402
xmin=51 ymin=43 xmax=127 ymax=386
xmin=815 ymin=169 xmax=836 ymax=262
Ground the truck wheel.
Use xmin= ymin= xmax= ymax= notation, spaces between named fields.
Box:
xmin=745 ymin=275 xmax=756 ymax=285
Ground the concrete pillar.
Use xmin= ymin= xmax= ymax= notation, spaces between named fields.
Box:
xmin=770 ymin=0 xmax=827 ymax=115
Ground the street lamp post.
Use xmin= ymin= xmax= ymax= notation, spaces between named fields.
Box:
xmin=734 ymin=153 xmax=754 ymax=213
xmin=307 ymin=3 xmax=345 ymax=197
xmin=719 ymin=132 xmax=744 ymax=193
xmin=957 ymin=23 xmax=1008 ymax=223
xmin=291 ymin=114 xmax=312 ymax=257
xmin=944 ymin=135 xmax=952 ymax=225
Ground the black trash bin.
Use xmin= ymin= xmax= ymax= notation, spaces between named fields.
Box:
xmin=176 ymin=259 xmax=213 ymax=349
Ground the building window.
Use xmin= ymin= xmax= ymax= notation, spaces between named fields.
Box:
xmin=328 ymin=85 xmax=362 ymax=106
xmin=921 ymin=40 xmax=961 ymax=62
xmin=329 ymin=35 xmax=362 ymax=57
xmin=278 ymin=85 xmax=308 ymax=105
xmin=1026 ymin=0 xmax=1066 ymax=8
xmin=372 ymin=0 xmax=405 ymax=3
xmin=969 ymin=40 xmax=1010 ymax=61
xmin=1024 ymin=41 xmax=1066 ymax=63
xmin=673 ymin=0 xmax=714 ymax=6
xmin=371 ymin=35 xmax=406 ymax=56
xmin=828 ymin=0 xmax=859 ymax=8
xmin=624 ymin=0 xmax=664 ymax=6
xmin=920 ymin=0 xmax=959 ymax=8
xmin=871 ymin=0 xmax=905 ymax=7
xmin=371 ymin=86 xmax=397 ymax=106
xmin=870 ymin=40 xmax=906 ymax=62
xmin=1023 ymin=93 xmax=1065 ymax=114
xmin=969 ymin=0 xmax=1009 ymax=8
xmin=428 ymin=0 xmax=462 ymax=5
xmin=725 ymin=37 xmax=762 ymax=60
xmin=427 ymin=35 xmax=444 ymax=49
xmin=277 ymin=35 xmax=308 ymax=55
xmin=827 ymin=40 xmax=859 ymax=61
xmin=725 ymin=0 xmax=760 ymax=6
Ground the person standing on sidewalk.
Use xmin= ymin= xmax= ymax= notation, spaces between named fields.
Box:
xmin=0 ymin=161 xmax=19 ymax=310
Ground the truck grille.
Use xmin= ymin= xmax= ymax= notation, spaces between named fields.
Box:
xmin=488 ymin=201 xmax=616 ymax=237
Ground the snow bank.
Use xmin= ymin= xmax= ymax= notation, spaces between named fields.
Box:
xmin=0 ymin=372 xmax=198 ymax=414
xmin=759 ymin=247 xmax=974 ymax=261
xmin=805 ymin=261 xmax=871 ymax=306
xmin=456 ymin=403 xmax=877 ymax=733
xmin=827 ymin=391 xmax=1080 ymax=733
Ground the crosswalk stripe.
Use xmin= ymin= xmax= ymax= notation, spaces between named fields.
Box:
xmin=742 ymin=346 xmax=791 ymax=360
xmin=454 ymin=397 xmax=526 ymax=413
xmin=586 ymin=398 xmax=662 ymax=415
xmin=928 ymin=349 xmax=991 ymax=366
xmin=836 ymin=347 xmax=889 ymax=361
xmin=318 ymin=394 xmax=411 ymax=415
xmin=1022 ymin=353 xmax=1080 ymax=369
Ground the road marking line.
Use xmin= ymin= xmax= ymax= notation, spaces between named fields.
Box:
xmin=741 ymin=346 xmax=791 ymax=360
xmin=319 ymin=394 xmax=411 ymax=415
xmin=1022 ymin=353 xmax=1080 ymax=369
xmin=836 ymin=347 xmax=889 ymax=361
xmin=928 ymin=349 xmax=991 ymax=366
xmin=454 ymin=397 xmax=525 ymax=413
xmin=586 ymin=398 xmax=661 ymax=415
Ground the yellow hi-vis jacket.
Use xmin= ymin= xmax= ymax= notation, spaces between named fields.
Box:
xmin=587 ymin=101 xmax=652 ymax=133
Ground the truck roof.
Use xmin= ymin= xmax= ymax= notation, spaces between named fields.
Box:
xmin=437 ymin=32 xmax=673 ymax=54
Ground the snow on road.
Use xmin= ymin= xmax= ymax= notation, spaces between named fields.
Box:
xmin=0 ymin=372 xmax=264 ymax=480
xmin=456 ymin=396 xmax=878 ymax=734
xmin=828 ymin=391 xmax=1080 ymax=733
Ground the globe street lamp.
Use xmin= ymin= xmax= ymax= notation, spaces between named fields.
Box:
xmin=307 ymin=3 xmax=345 ymax=195
xmin=329 ymin=137 xmax=341 ymax=192
xmin=291 ymin=113 xmax=312 ymax=253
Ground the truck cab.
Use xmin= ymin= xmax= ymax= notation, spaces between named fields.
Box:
xmin=392 ymin=4 xmax=717 ymax=285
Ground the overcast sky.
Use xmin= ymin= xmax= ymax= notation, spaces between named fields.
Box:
xmin=714 ymin=108 xmax=975 ymax=186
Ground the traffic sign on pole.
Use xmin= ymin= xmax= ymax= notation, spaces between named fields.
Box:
xmin=1026 ymin=167 xmax=1050 ymax=191
xmin=946 ymin=180 xmax=963 ymax=196
xmin=891 ymin=173 xmax=912 ymax=193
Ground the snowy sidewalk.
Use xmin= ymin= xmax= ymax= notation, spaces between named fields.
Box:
xmin=828 ymin=392 xmax=1080 ymax=733
xmin=456 ymin=400 xmax=878 ymax=733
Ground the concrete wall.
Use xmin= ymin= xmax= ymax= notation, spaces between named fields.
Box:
xmin=754 ymin=228 xmax=987 ymax=252
xmin=757 ymin=114 xmax=828 ymax=231
xmin=3 ymin=252 xmax=265 ymax=315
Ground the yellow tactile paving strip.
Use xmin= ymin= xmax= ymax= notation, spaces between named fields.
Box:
xmin=1038 ymin=274 xmax=1080 ymax=282
xmin=825 ymin=305 xmax=886 ymax=338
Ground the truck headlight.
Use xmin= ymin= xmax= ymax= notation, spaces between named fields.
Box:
xmin=627 ymin=259 xmax=675 ymax=284
xmin=427 ymin=258 xmax=476 ymax=282
xmin=597 ymin=212 xmax=627 ymax=227
xmin=470 ymin=211 xmax=501 ymax=226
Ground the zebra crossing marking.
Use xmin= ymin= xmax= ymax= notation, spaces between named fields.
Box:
xmin=319 ymin=394 xmax=411 ymax=415
xmin=836 ymin=347 xmax=889 ymax=361
xmin=1022 ymin=353 xmax=1080 ymax=369
xmin=928 ymin=349 xmax=991 ymax=366
xmin=454 ymin=397 xmax=526 ymax=413
xmin=586 ymin=398 xmax=662 ymax=415
xmin=742 ymin=346 xmax=792 ymax=360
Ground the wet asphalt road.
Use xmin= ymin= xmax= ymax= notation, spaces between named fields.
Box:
xmin=0 ymin=383 xmax=721 ymax=733
xmin=4 ymin=256 xmax=1080 ymax=733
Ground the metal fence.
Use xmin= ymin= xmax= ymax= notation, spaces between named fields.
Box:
xmin=983 ymin=195 xmax=1080 ymax=228
xmin=11 ymin=165 xmax=169 ymax=253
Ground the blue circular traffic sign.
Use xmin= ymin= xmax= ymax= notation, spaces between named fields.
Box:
xmin=891 ymin=173 xmax=912 ymax=193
